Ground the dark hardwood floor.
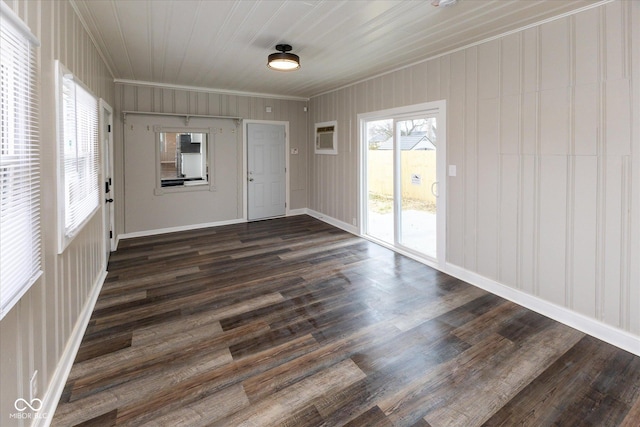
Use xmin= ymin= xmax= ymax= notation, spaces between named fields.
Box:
xmin=53 ymin=215 xmax=640 ymax=426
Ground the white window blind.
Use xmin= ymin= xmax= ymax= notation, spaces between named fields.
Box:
xmin=57 ymin=62 xmax=99 ymax=253
xmin=0 ymin=3 xmax=41 ymax=320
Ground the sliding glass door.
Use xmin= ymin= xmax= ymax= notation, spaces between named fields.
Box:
xmin=361 ymin=101 xmax=446 ymax=263
xmin=397 ymin=116 xmax=438 ymax=258
xmin=366 ymin=119 xmax=394 ymax=244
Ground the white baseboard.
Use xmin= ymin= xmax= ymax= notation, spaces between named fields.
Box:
xmin=117 ymin=212 xmax=319 ymax=242
xmin=305 ymin=209 xmax=359 ymax=235
xmin=114 ymin=211 xmax=639 ymax=358
xmin=118 ymin=218 xmax=246 ymax=240
xmin=287 ymin=208 xmax=307 ymax=216
xmin=306 ymin=208 xmax=640 ymax=356
xmin=444 ymin=263 xmax=640 ymax=357
xmin=35 ymin=270 xmax=108 ymax=427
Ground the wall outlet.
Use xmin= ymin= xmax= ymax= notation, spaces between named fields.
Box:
xmin=290 ymin=148 xmax=298 ymax=155
xmin=30 ymin=370 xmax=38 ymax=401
xmin=352 ymin=218 xmax=357 ymax=226
xmin=265 ymin=106 xmax=272 ymax=113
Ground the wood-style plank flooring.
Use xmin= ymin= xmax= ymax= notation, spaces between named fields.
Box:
xmin=53 ymin=216 xmax=640 ymax=426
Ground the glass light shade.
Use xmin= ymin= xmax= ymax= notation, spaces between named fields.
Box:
xmin=267 ymin=52 xmax=300 ymax=71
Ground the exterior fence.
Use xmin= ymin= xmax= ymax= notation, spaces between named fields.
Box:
xmin=367 ymin=150 xmax=437 ymax=203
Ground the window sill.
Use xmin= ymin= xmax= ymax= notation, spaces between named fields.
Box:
xmin=154 ymin=182 xmax=215 ymax=195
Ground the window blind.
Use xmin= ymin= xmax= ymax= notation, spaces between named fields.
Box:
xmin=57 ymin=63 xmax=99 ymax=252
xmin=0 ymin=3 xmax=41 ymax=320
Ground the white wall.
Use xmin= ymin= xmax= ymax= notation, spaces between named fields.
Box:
xmin=309 ymin=1 xmax=640 ymax=339
xmin=0 ymin=1 xmax=114 ymax=425
xmin=115 ymin=83 xmax=309 ymax=235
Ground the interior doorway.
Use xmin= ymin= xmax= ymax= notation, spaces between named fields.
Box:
xmin=360 ymin=100 xmax=446 ymax=265
xmin=246 ymin=122 xmax=287 ymax=221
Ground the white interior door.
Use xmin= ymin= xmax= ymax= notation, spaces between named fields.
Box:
xmin=247 ymin=123 xmax=286 ymax=220
xmin=100 ymin=100 xmax=115 ymax=263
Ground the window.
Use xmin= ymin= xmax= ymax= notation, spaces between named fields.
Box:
xmin=314 ymin=121 xmax=337 ymax=155
xmin=159 ymin=132 xmax=208 ymax=187
xmin=0 ymin=3 xmax=41 ymax=319
xmin=56 ymin=61 xmax=99 ymax=253
xmin=154 ymin=127 xmax=213 ymax=194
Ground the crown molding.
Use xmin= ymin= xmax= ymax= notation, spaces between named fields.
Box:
xmin=114 ymin=79 xmax=310 ymax=102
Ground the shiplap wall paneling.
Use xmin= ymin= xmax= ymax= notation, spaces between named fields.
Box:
xmin=336 ymin=85 xmax=347 ymax=223
xmin=426 ymin=59 xmax=440 ymax=102
xmin=123 ymin=115 xmax=240 ymax=233
xmin=575 ymin=9 xmax=599 ymax=86
xmin=518 ymin=155 xmax=537 ymax=295
xmin=602 ymin=156 xmax=625 ymax=328
xmin=476 ymin=97 xmax=500 ymax=281
xmin=540 ymin=18 xmax=570 ymax=91
xmin=629 ymin=0 xmax=640 ymax=337
xmin=115 ymin=84 xmax=309 ymax=234
xmin=501 ymin=34 xmax=520 ymax=97
xmin=463 ymin=48 xmax=478 ymax=273
xmin=537 ymin=156 xmax=569 ymax=306
xmin=308 ymin=1 xmax=638 ymax=340
xmin=411 ymin=62 xmax=428 ymax=105
xmin=604 ymin=1 xmax=627 ymax=81
xmin=447 ymin=51 xmax=466 ymax=268
xmin=0 ymin=1 xmax=115 ymax=425
xmin=522 ymin=27 xmax=538 ymax=94
xmin=571 ymin=157 xmax=598 ymax=317
xmin=499 ymin=155 xmax=519 ymax=288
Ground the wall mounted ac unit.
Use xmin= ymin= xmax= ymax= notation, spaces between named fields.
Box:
xmin=315 ymin=121 xmax=337 ymax=155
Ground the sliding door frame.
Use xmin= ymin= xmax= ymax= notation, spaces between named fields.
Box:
xmin=358 ymin=100 xmax=447 ymax=269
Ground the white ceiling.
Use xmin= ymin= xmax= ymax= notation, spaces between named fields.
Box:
xmin=72 ymin=0 xmax=607 ymax=99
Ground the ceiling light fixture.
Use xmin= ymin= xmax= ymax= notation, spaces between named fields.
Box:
xmin=267 ymin=44 xmax=300 ymax=71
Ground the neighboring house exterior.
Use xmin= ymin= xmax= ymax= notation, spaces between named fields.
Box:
xmin=377 ymin=132 xmax=436 ymax=150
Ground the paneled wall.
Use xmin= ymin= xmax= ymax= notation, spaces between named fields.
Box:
xmin=309 ymin=1 xmax=639 ymax=337
xmin=115 ymin=83 xmax=309 ymax=235
xmin=0 ymin=1 xmax=114 ymax=425
xmin=122 ymin=115 xmax=241 ymax=233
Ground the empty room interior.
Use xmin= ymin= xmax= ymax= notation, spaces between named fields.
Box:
xmin=1 ymin=0 xmax=639 ymax=426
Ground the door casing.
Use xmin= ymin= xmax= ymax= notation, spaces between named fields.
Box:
xmin=358 ymin=100 xmax=447 ymax=269
xmin=243 ymin=120 xmax=290 ymax=221
xmin=99 ymin=99 xmax=115 ymax=266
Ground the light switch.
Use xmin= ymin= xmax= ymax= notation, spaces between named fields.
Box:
xmin=448 ymin=165 xmax=457 ymax=176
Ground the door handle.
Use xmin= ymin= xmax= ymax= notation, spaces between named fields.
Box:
xmin=106 ymin=198 xmax=113 ymax=203
xmin=249 ymin=178 xmax=254 ymax=182
xmin=431 ymin=181 xmax=439 ymax=198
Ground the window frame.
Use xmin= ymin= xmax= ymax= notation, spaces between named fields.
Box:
xmin=0 ymin=2 xmax=41 ymax=320
xmin=314 ymin=120 xmax=338 ymax=155
xmin=153 ymin=125 xmax=215 ymax=195
xmin=55 ymin=60 xmax=100 ymax=253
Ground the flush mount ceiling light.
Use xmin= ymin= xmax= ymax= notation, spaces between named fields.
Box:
xmin=267 ymin=44 xmax=300 ymax=71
